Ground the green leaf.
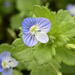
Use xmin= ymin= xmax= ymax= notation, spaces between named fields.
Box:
xmin=11 ymin=38 xmax=61 ymax=75
xmin=13 ymin=70 xmax=23 ymax=75
xmin=68 ymin=38 xmax=75 ymax=44
xmin=49 ymin=10 xmax=75 ymax=46
xmin=66 ymin=38 xmax=75 ymax=50
xmin=55 ymin=10 xmax=75 ymax=38
xmin=10 ymin=14 xmax=23 ymax=29
xmin=33 ymin=6 xmax=75 ymax=47
xmin=16 ymin=0 xmax=40 ymax=11
xmin=61 ymin=64 xmax=75 ymax=75
xmin=11 ymin=38 xmax=34 ymax=62
xmin=30 ymin=59 xmax=61 ymax=75
xmin=11 ymin=38 xmax=54 ymax=65
xmin=56 ymin=47 xmax=75 ymax=65
xmin=32 ymin=44 xmax=54 ymax=64
xmin=0 ymin=43 xmax=11 ymax=53
xmin=33 ymin=5 xmax=56 ymax=23
xmin=11 ymin=38 xmax=27 ymax=53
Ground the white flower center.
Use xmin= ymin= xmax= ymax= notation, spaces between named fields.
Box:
xmin=30 ymin=25 xmax=40 ymax=35
xmin=2 ymin=60 xmax=9 ymax=69
xmin=2 ymin=57 xmax=18 ymax=69
xmin=29 ymin=25 xmax=49 ymax=43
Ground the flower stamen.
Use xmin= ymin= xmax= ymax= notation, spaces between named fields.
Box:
xmin=2 ymin=61 xmax=9 ymax=69
xmin=30 ymin=25 xmax=39 ymax=35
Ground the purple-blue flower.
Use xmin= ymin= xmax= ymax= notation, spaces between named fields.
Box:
xmin=0 ymin=51 xmax=18 ymax=75
xmin=66 ymin=4 xmax=75 ymax=16
xmin=22 ymin=17 xmax=51 ymax=47
xmin=4 ymin=1 xmax=11 ymax=8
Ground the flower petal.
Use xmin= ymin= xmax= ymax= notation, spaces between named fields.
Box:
xmin=66 ymin=4 xmax=73 ymax=10
xmin=22 ymin=18 xmax=37 ymax=34
xmin=0 ymin=66 xmax=3 ymax=72
xmin=0 ymin=51 xmax=10 ymax=59
xmin=2 ymin=68 xmax=12 ymax=75
xmin=0 ymin=60 xmax=3 ymax=72
xmin=37 ymin=17 xmax=51 ymax=33
xmin=35 ymin=32 xmax=49 ymax=43
xmin=22 ymin=34 xmax=38 ymax=47
xmin=8 ymin=57 xmax=18 ymax=68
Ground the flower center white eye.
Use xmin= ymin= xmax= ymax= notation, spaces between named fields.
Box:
xmin=2 ymin=57 xmax=18 ymax=69
xmin=30 ymin=25 xmax=40 ymax=35
xmin=2 ymin=61 xmax=9 ymax=69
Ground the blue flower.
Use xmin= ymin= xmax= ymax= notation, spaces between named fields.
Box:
xmin=66 ymin=4 xmax=75 ymax=16
xmin=4 ymin=2 xmax=11 ymax=8
xmin=0 ymin=51 xmax=18 ymax=75
xmin=22 ymin=17 xmax=51 ymax=47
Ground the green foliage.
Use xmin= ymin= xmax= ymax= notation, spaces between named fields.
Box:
xmin=30 ymin=60 xmax=61 ymax=75
xmin=56 ymin=46 xmax=75 ymax=65
xmin=33 ymin=5 xmax=56 ymax=23
xmin=33 ymin=6 xmax=75 ymax=47
xmin=56 ymin=0 xmax=75 ymax=9
xmin=33 ymin=5 xmax=75 ymax=66
xmin=16 ymin=0 xmax=41 ymax=12
xmin=12 ymin=5 xmax=75 ymax=75
xmin=13 ymin=70 xmax=23 ymax=75
xmin=61 ymin=64 xmax=75 ymax=75
xmin=10 ymin=38 xmax=61 ymax=75
xmin=10 ymin=14 xmax=24 ymax=29
xmin=0 ymin=43 xmax=11 ymax=52
xmin=1 ymin=4 xmax=75 ymax=75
